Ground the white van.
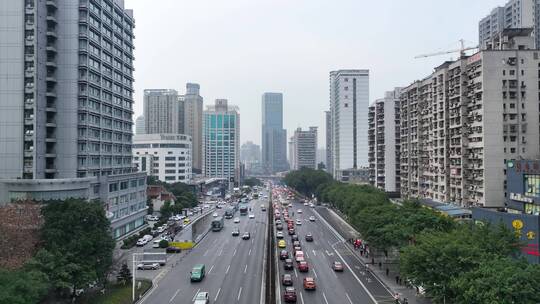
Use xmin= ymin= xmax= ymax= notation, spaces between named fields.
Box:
xmin=152 ymin=240 xmax=161 ymax=248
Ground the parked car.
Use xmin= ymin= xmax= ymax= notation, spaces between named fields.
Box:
xmin=137 ymin=263 xmax=159 ymax=270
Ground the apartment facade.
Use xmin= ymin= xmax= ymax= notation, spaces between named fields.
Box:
xmin=329 ymin=70 xmax=369 ymax=181
xmin=183 ymin=83 xmax=203 ymax=172
xmin=202 ymin=99 xmax=240 ymax=183
xmin=400 ymin=30 xmax=540 ymax=207
xmin=261 ymin=92 xmax=288 ymax=174
xmin=133 ymin=134 xmax=192 ymax=183
xmin=290 ymin=127 xmax=318 ymax=170
xmin=479 ymin=0 xmax=537 ymax=49
xmin=0 ymin=0 xmax=147 ymax=238
xmin=135 ymin=115 xmax=145 ymax=134
xmin=143 ymin=89 xmax=184 ymax=134
xmin=368 ymin=88 xmax=401 ymax=192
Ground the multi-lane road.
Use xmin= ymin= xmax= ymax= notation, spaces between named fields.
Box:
xmin=137 ymin=186 xmax=398 ymax=304
xmin=141 ymin=194 xmax=269 ymax=304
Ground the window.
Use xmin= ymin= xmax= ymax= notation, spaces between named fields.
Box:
xmin=165 ymin=163 xmax=176 ymax=167
xmin=165 ymin=156 xmax=175 ymax=161
xmin=525 ymin=174 xmax=540 ymax=197
xmin=120 ymin=181 xmax=128 ymax=190
xmin=165 ymin=169 xmax=176 ymax=174
xmin=165 ymin=176 xmax=176 ymax=181
xmin=109 ymin=182 xmax=118 ymax=192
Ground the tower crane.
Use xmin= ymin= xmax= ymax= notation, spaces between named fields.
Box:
xmin=414 ymin=39 xmax=478 ymax=59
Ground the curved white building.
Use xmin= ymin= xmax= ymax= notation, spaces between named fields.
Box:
xmin=133 ymin=134 xmax=192 ymax=183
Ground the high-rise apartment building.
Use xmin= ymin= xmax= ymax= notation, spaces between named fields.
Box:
xmin=400 ymin=29 xmax=539 ymax=208
xmin=261 ymin=92 xmax=288 ymax=174
xmin=479 ymin=0 xmax=538 ymax=49
xmin=143 ymin=89 xmax=184 ymax=134
xmin=203 ymin=99 xmax=240 ymax=183
xmin=329 ymin=70 xmax=370 ymax=181
xmin=133 ymin=134 xmax=192 ymax=183
xmin=325 ymin=110 xmax=332 ymax=173
xmin=368 ymin=88 xmax=401 ymax=193
xmin=135 ymin=115 xmax=145 ymax=134
xmin=240 ymin=141 xmax=261 ymax=174
xmin=290 ymin=127 xmax=318 ymax=170
xmin=0 ymin=0 xmax=147 ymax=238
xmin=183 ymin=83 xmax=203 ymax=172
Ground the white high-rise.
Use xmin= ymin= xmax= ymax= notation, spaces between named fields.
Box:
xmin=183 ymin=83 xmax=203 ymax=172
xmin=290 ymin=127 xmax=318 ymax=170
xmin=329 ymin=70 xmax=369 ymax=181
xmin=143 ymin=89 xmax=184 ymax=134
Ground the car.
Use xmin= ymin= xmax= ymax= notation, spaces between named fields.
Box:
xmin=275 ymin=219 xmax=282 ymax=225
xmin=309 ymin=216 xmax=315 ymax=222
xmin=166 ymin=246 xmax=181 ymax=253
xmin=137 ymin=263 xmax=159 ymax=270
xmin=234 ymin=217 xmax=240 ymax=223
xmin=249 ymin=214 xmax=255 ymax=219
xmin=294 ymin=246 xmax=301 ymax=252
xmin=305 ymin=233 xmax=314 ymax=242
xmin=183 ymin=218 xmax=191 ymax=224
xmin=293 ymin=240 xmax=301 ymax=247
xmin=298 ymin=261 xmax=309 ymax=272
xmin=291 ymin=234 xmax=299 ymax=242
xmin=136 ymin=239 xmax=147 ymax=246
xmin=297 ymin=209 xmax=302 ymax=214
xmin=278 ymin=239 xmax=286 ymax=248
xmin=193 ymin=291 xmax=210 ymax=304
xmin=282 ymin=274 xmax=293 ymax=286
xmin=212 ymin=212 xmax=218 ymax=217
xmin=303 ymin=277 xmax=316 ymax=290
xmin=288 ymin=228 xmax=295 ymax=235
xmin=232 ymin=228 xmax=240 ymax=236
xmin=332 ymin=261 xmax=344 ymax=272
xmin=309 ymin=203 xmax=315 ymax=208
xmin=276 ymin=231 xmax=284 ymax=238
xmin=276 ymin=224 xmax=283 ymax=231
xmin=157 ymin=226 xmax=166 ymax=233
xmin=280 ymin=250 xmax=289 ymax=260
xmin=152 ymin=240 xmax=161 ymax=248
xmin=283 ymin=287 xmax=297 ymax=302
xmin=242 ymin=232 xmax=251 ymax=240
xmin=284 ymin=258 xmax=294 ymax=270
xmin=303 ymin=202 xmax=309 ymax=206
xmin=187 ymin=212 xmax=194 ymax=216
xmin=295 ymin=219 xmax=302 ymax=225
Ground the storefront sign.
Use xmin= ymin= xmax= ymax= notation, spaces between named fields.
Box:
xmin=510 ymin=193 xmax=533 ymax=203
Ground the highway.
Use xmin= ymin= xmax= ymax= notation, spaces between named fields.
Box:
xmin=274 ymin=195 xmax=396 ymax=304
xmin=141 ymin=194 xmax=269 ymax=304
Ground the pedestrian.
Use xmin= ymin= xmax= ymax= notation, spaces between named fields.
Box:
xmin=371 ymin=257 xmax=375 ymax=265
xmin=379 ymin=262 xmax=382 ymax=269
xmin=399 ymin=277 xmax=402 ymax=285
xmin=395 ymin=275 xmax=399 ymax=284
xmin=386 ymin=268 xmax=389 ymax=276
xmin=360 ymin=249 xmax=364 ymax=255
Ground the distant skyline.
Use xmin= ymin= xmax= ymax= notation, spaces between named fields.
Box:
xmin=125 ymin=0 xmax=506 ymax=147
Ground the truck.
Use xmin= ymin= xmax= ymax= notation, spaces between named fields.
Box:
xmin=239 ymin=204 xmax=248 ymax=216
xmin=224 ymin=207 xmax=235 ymax=219
xmin=211 ymin=216 xmax=224 ymax=231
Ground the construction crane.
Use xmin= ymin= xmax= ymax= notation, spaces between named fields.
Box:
xmin=414 ymin=39 xmax=478 ymax=59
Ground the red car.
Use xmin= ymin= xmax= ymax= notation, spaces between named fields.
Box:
xmin=332 ymin=261 xmax=344 ymax=272
xmin=303 ymin=277 xmax=316 ymax=290
xmin=298 ymin=261 xmax=309 ymax=272
xmin=283 ymin=287 xmax=297 ymax=302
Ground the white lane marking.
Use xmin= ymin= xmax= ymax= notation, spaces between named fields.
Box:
xmin=332 ymin=244 xmax=378 ymax=304
xmin=312 ymin=249 xmax=317 ymax=257
xmin=192 ymin=288 xmax=201 ymax=301
xmin=237 ymin=287 xmax=243 ymax=301
xmin=214 ymin=288 xmax=221 ymax=302
xmin=203 ymin=249 xmax=209 ymax=256
xmin=300 ymin=291 xmax=305 ymax=304
xmin=233 ymin=248 xmax=237 ymax=256
xmin=312 ymin=268 xmax=318 ymax=278
xmin=244 ymin=264 xmax=248 ymax=273
xmin=249 ymin=248 xmax=252 ymax=256
xmin=327 ymin=240 xmax=333 ymax=247
xmin=325 ymin=250 xmax=334 ymax=256
xmin=322 ymin=292 xmax=330 ymax=304
xmin=169 ymin=289 xmax=180 ymax=303
xmin=218 ymin=247 xmax=224 ymax=256
xmin=345 ymin=292 xmax=354 ymax=304
xmin=252 ymin=239 xmax=254 ymax=244
xmin=208 ymin=264 xmax=215 ymax=274
xmin=226 ymin=264 xmax=231 ymax=274
xmin=294 ymin=268 xmax=298 ymax=278
xmin=305 ymin=251 xmax=309 ymax=258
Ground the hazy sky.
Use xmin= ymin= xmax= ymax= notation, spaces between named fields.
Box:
xmin=125 ymin=0 xmax=504 ymax=147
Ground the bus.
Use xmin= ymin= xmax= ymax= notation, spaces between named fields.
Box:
xmin=239 ymin=205 xmax=248 ymax=216
xmin=212 ymin=217 xmax=224 ymax=231
xmin=224 ymin=207 xmax=235 ymax=219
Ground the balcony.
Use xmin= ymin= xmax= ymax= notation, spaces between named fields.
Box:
xmin=46 ymin=60 xmax=57 ymax=68
xmin=46 ymin=90 xmax=57 ymax=98
xmin=46 ymin=44 xmax=57 ymax=53
xmin=46 ymin=0 xmax=57 ymax=9
xmin=46 ymin=14 xmax=57 ymax=24
xmin=46 ymin=120 xmax=57 ymax=128
xmin=46 ymin=30 xmax=57 ymax=39
xmin=25 ymin=4 xmax=34 ymax=14
xmin=45 ymin=136 xmax=56 ymax=142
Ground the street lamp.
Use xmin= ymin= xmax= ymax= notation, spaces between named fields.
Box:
xmin=132 ymin=252 xmax=145 ymax=302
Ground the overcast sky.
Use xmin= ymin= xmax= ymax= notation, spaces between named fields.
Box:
xmin=125 ymin=0 xmax=505 ymax=147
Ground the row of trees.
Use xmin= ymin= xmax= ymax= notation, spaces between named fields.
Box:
xmin=0 ymin=199 xmax=116 ymax=303
xmin=284 ymin=168 xmax=540 ymax=303
xmin=147 ymin=176 xmax=199 ymax=219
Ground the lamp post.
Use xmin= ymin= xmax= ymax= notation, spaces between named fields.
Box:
xmin=132 ymin=253 xmax=144 ymax=302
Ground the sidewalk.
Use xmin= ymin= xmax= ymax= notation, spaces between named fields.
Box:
xmin=316 ymin=207 xmax=431 ymax=304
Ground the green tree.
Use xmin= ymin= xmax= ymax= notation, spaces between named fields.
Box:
xmin=243 ymin=177 xmax=262 ymax=187
xmin=116 ymin=264 xmax=132 ymax=286
xmin=32 ymin=199 xmax=115 ymax=298
xmin=0 ymin=268 xmax=49 ymax=304
xmin=450 ymin=257 xmax=540 ymax=304
xmin=159 ymin=240 xmax=169 ymax=248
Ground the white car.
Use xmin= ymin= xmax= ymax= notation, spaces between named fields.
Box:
xmin=249 ymin=214 xmax=255 ymax=219
xmin=309 ymin=216 xmax=316 ymax=222
xmin=309 ymin=203 xmax=315 ymax=208
xmin=157 ymin=226 xmax=165 ymax=233
xmin=296 ymin=219 xmax=302 ymax=225
xmin=137 ymin=263 xmax=159 ymax=270
xmin=193 ymin=291 xmax=210 ymax=304
xmin=212 ymin=212 xmax=219 ymax=217
xmin=303 ymin=202 xmax=309 ymax=206
xmin=276 ymin=231 xmax=284 ymax=238
xmin=297 ymin=209 xmax=302 ymax=214
xmin=234 ymin=217 xmax=240 ymax=223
